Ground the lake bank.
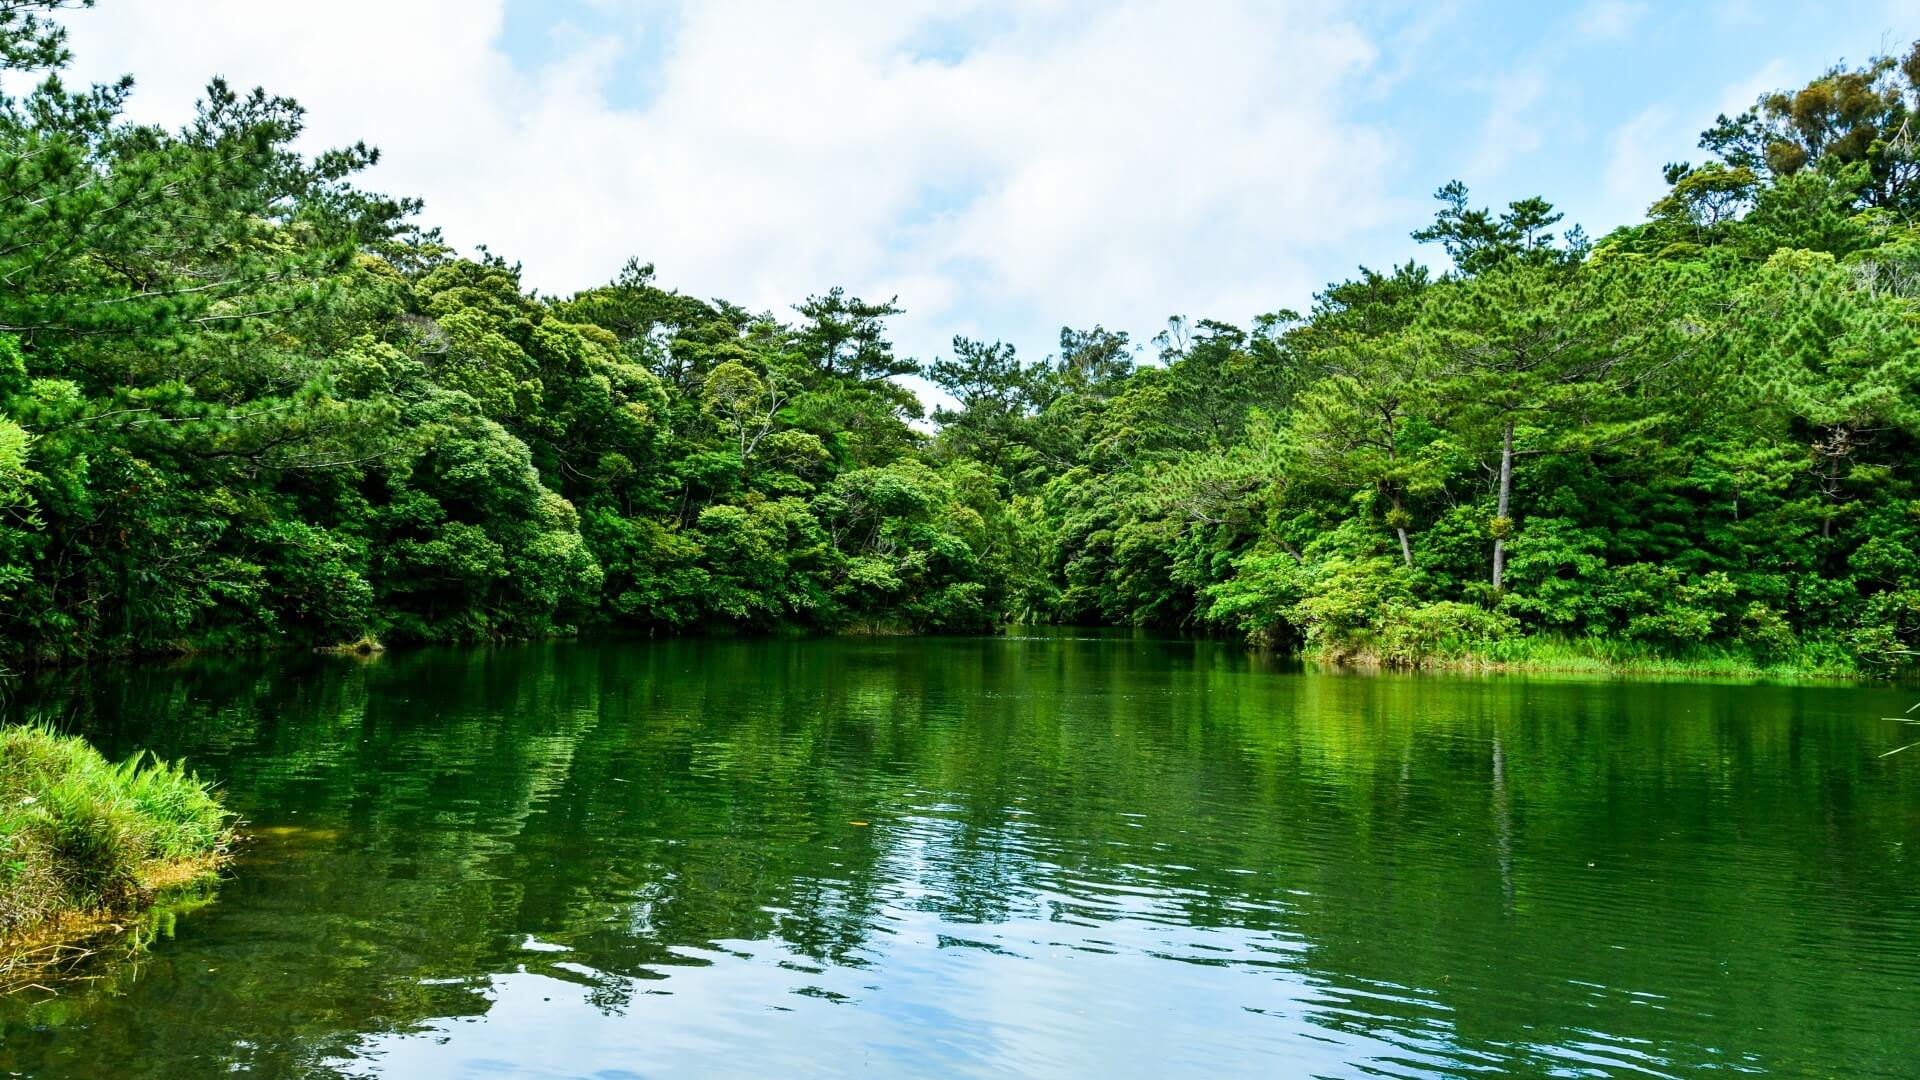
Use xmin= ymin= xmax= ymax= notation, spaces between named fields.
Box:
xmin=1302 ymin=636 xmax=1872 ymax=680
xmin=6 ymin=620 xmax=1905 ymax=686
xmin=0 ymin=725 xmax=232 ymax=983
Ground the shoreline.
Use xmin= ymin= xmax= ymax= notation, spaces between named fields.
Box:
xmin=1306 ymin=651 xmax=1869 ymax=682
xmin=0 ymin=854 xmax=227 ymax=994
xmin=4 ymin=626 xmax=1902 ymax=685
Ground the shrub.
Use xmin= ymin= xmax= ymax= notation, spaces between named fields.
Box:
xmin=1376 ymin=601 xmax=1522 ymax=665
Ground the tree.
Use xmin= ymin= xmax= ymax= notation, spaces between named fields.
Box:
xmin=1411 ymin=182 xmax=1586 ymax=276
xmin=1051 ymin=325 xmax=1135 ymax=397
xmin=1283 ymin=262 xmax=1439 ymax=568
xmin=1696 ymin=43 xmax=1920 ymax=212
xmin=2 ymin=5 xmax=1916 ymax=677
xmin=702 ymin=360 xmax=788 ymax=469
xmin=1290 ymin=330 xmax=1441 ymax=568
xmin=792 ymin=288 xmax=913 ymax=383
xmin=1733 ymin=246 xmax=1920 ymax=541
xmin=1420 ymin=257 xmax=1691 ymax=593
xmin=930 ymin=336 xmax=1030 ymax=472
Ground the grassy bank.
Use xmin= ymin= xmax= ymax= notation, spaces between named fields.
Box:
xmin=0 ymin=724 xmax=233 ymax=968
xmin=1307 ymin=632 xmax=1869 ymax=680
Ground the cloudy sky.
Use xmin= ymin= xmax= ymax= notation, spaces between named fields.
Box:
xmin=55 ymin=0 xmax=1920 ymax=383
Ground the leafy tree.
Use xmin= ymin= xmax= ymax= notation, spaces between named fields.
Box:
xmin=1418 ymin=253 xmax=1689 ymax=593
xmin=1733 ymin=246 xmax=1920 ymax=541
xmin=1411 ymin=181 xmax=1586 ymax=275
xmin=930 ymin=337 xmax=1031 ymax=473
xmin=0 ymin=8 xmax=1916 ymax=677
xmin=1696 ymin=43 xmax=1920 ymax=211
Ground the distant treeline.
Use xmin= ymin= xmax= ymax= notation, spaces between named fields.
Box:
xmin=1 ymin=3 xmax=1915 ymax=673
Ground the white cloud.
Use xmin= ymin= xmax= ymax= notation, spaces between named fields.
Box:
xmin=59 ymin=0 xmax=1394 ymax=370
xmin=1714 ymin=57 xmax=1796 ymax=119
xmin=1712 ymin=0 xmax=1761 ymax=27
xmin=1600 ymin=104 xmax=1674 ymax=223
xmin=1465 ymin=65 xmax=1547 ymax=178
xmin=1575 ymin=1 xmax=1647 ymax=40
xmin=1590 ymin=58 xmax=1799 ymax=234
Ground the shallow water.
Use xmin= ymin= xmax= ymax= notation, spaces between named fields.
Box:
xmin=2 ymin=633 xmax=1917 ymax=1078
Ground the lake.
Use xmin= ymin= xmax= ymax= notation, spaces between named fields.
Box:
xmin=1 ymin=632 xmax=1916 ymax=1078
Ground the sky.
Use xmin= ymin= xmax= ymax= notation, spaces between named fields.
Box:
xmin=52 ymin=0 xmax=1920 ymax=395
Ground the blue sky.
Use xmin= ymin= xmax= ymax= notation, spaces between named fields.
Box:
xmin=62 ymin=0 xmax=1920 ymax=386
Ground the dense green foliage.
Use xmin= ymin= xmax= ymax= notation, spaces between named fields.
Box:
xmin=927 ymin=54 xmax=1920 ymax=675
xmin=0 ymin=722 xmax=229 ymax=939
xmin=0 ymin=3 xmax=1916 ymax=673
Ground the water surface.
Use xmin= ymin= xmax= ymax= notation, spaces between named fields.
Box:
xmin=3 ymin=633 xmax=1917 ymax=1078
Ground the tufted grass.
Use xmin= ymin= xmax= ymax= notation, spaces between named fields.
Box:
xmin=0 ymin=723 xmax=233 ymax=958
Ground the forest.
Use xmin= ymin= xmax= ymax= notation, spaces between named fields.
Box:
xmin=1 ymin=1 xmax=1917 ymax=675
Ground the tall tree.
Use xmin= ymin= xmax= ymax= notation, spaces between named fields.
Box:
xmin=1421 ymin=257 xmax=1688 ymax=592
xmin=930 ymin=336 xmax=1030 ymax=472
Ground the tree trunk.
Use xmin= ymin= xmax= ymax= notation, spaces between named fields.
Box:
xmin=1385 ymin=431 xmax=1413 ymax=570
xmin=1492 ymin=419 xmax=1514 ymax=592
xmin=1391 ymin=490 xmax=1413 ymax=569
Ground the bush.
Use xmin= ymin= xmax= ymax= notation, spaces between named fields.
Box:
xmin=1376 ymin=601 xmax=1522 ymax=665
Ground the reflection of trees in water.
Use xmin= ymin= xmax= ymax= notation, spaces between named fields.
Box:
xmin=1491 ymin=725 xmax=1514 ymax=917
xmin=1 ymin=637 xmax=1916 ymax=1077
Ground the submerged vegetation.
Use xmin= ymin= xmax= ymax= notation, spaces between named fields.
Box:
xmin=0 ymin=724 xmax=231 ymax=960
xmin=0 ymin=2 xmax=1915 ymax=674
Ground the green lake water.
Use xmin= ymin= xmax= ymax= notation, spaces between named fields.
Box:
xmin=2 ymin=632 xmax=1917 ymax=1078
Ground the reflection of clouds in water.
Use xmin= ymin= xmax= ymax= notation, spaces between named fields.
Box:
xmin=4 ymin=634 xmax=1918 ymax=1079
xmin=348 ymin=909 xmax=1391 ymax=1079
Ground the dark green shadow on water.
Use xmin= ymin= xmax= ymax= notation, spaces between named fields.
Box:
xmin=2 ymin=633 xmax=1916 ymax=1078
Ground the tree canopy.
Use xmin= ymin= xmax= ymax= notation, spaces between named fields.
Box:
xmin=1 ymin=5 xmax=1916 ymax=676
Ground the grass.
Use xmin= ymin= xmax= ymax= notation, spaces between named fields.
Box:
xmin=0 ymin=723 xmax=233 ymax=973
xmin=315 ymin=634 xmax=385 ymax=655
xmin=1307 ymin=633 xmax=1868 ymax=680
